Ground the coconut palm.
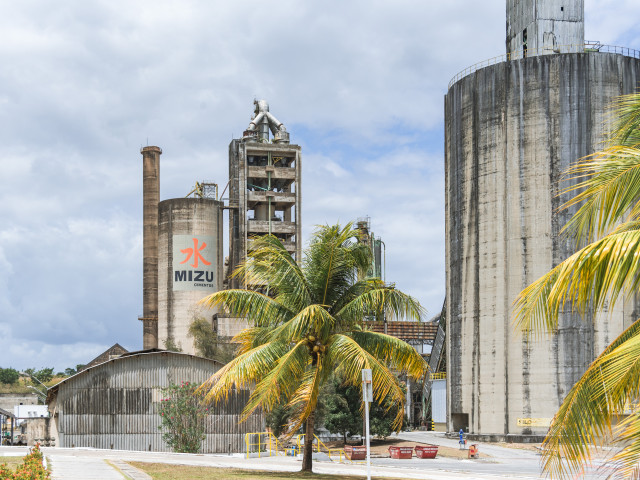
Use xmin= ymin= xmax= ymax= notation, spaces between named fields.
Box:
xmin=198 ymin=223 xmax=426 ymax=472
xmin=513 ymin=92 xmax=640 ymax=479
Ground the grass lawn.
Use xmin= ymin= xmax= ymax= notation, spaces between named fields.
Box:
xmin=130 ymin=462 xmax=408 ymax=480
xmin=0 ymin=455 xmax=23 ymax=469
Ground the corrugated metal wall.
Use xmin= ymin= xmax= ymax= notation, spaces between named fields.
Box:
xmin=54 ymin=351 xmax=263 ymax=452
xmin=431 ymin=379 xmax=446 ymax=423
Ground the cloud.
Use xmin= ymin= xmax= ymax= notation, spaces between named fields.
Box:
xmin=0 ymin=0 xmax=636 ymax=370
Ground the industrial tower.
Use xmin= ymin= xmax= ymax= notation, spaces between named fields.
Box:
xmin=228 ymin=100 xmax=302 ymax=288
xmin=445 ymin=0 xmax=640 ymax=440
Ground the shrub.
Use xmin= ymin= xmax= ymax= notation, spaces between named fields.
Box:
xmin=157 ymin=382 xmax=207 ymax=453
xmin=1 ymin=443 xmax=51 ymax=479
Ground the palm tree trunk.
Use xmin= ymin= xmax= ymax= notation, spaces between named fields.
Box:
xmin=301 ymin=411 xmax=315 ymax=472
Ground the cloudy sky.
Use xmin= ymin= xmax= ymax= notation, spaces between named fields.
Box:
xmin=1 ymin=1 xmax=639 ymax=371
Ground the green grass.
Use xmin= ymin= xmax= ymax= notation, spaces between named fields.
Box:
xmin=130 ymin=462 xmax=408 ymax=480
xmin=0 ymin=455 xmax=24 ymax=469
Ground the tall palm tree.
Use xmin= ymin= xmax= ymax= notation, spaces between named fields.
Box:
xmin=198 ymin=223 xmax=426 ymax=472
xmin=513 ymin=93 xmax=640 ymax=479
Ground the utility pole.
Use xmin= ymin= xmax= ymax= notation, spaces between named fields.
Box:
xmin=362 ymin=369 xmax=372 ymax=480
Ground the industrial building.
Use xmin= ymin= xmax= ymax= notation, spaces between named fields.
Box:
xmin=228 ymin=100 xmax=302 ymax=290
xmin=45 ymin=350 xmax=262 ymax=452
xmin=139 ymin=100 xmax=298 ymax=353
xmin=445 ymin=0 xmax=640 ymax=440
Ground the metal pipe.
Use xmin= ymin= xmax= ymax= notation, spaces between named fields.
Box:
xmin=265 ymin=111 xmax=284 ymax=134
xmin=247 ymin=112 xmax=265 ymax=130
xmin=380 ymin=240 xmax=386 ymax=283
xmin=268 ymin=152 xmax=272 ymax=235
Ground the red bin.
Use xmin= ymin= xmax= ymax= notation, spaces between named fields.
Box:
xmin=344 ymin=445 xmax=367 ymax=461
xmin=389 ymin=446 xmax=413 ymax=459
xmin=415 ymin=445 xmax=438 ymax=459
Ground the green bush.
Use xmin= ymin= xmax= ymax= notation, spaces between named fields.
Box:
xmin=157 ymin=382 xmax=207 ymax=453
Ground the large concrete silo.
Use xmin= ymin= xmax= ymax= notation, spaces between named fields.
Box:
xmin=158 ymin=198 xmax=224 ymax=355
xmin=445 ymin=0 xmax=640 ymax=439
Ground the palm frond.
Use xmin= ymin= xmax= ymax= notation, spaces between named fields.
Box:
xmin=560 ymin=146 xmax=640 ymax=243
xmin=269 ymin=304 xmax=335 ymax=343
xmin=199 ymin=288 xmax=293 ymax=327
xmin=237 ymin=234 xmax=312 ymax=312
xmin=608 ymin=410 xmax=640 ymax=479
xmin=336 ymin=287 xmax=424 ymax=326
xmin=240 ymin=340 xmax=310 ymax=420
xmin=325 ymin=334 xmax=406 ymax=430
xmin=232 ymin=327 xmax=271 ymax=355
xmin=305 ymin=223 xmax=372 ymax=307
xmin=608 ymin=93 xmax=640 ymax=147
xmin=541 ymin=319 xmax=640 ymax=478
xmin=197 ymin=341 xmax=288 ymax=403
xmin=513 ymin=221 xmax=640 ymax=333
xmin=284 ymin=357 xmax=328 ymax=434
xmin=351 ymin=330 xmax=427 ymax=379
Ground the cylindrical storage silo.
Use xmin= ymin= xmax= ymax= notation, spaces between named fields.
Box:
xmin=445 ymin=52 xmax=640 ymax=439
xmin=158 ymin=198 xmax=224 ymax=355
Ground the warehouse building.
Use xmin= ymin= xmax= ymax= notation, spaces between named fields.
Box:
xmin=46 ymin=350 xmax=263 ymax=453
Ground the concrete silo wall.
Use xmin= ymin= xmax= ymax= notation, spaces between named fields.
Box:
xmin=445 ymin=52 xmax=640 ymax=438
xmin=158 ymin=198 xmax=224 ymax=355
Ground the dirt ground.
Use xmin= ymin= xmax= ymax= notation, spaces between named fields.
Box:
xmin=323 ymin=439 xmax=489 ymax=459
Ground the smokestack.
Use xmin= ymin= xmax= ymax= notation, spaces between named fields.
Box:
xmin=141 ymin=146 xmax=161 ymax=349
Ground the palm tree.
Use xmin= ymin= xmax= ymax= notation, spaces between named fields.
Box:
xmin=198 ymin=223 xmax=426 ymax=472
xmin=513 ymin=93 xmax=640 ymax=479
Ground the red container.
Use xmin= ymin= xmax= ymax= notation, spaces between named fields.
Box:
xmin=389 ymin=446 xmax=413 ymax=459
xmin=415 ymin=445 xmax=438 ymax=459
xmin=344 ymin=445 xmax=367 ymax=461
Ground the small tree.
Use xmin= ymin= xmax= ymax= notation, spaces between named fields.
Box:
xmin=265 ymin=402 xmax=292 ymax=438
xmin=323 ymin=378 xmax=362 ymax=443
xmin=188 ymin=317 xmax=234 ymax=363
xmin=157 ymin=382 xmax=207 ymax=453
xmin=0 ymin=368 xmax=20 ymax=385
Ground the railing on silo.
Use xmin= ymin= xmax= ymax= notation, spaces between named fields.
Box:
xmin=448 ymin=43 xmax=640 ymax=90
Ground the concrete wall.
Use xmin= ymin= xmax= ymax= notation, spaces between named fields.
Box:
xmin=158 ymin=198 xmax=224 ymax=354
xmin=506 ymin=0 xmax=584 ymax=57
xmin=0 ymin=393 xmax=38 ymax=412
xmin=445 ymin=52 xmax=640 ymax=438
xmin=228 ymin=140 xmax=302 ymax=290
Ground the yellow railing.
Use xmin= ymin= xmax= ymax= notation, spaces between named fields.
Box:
xmin=430 ymin=372 xmax=447 ymax=380
xmin=245 ymin=432 xmax=284 ymax=458
xmin=296 ymin=434 xmax=344 ymax=462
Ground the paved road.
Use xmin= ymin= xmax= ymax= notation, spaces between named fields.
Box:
xmin=0 ymin=435 xmax=610 ymax=479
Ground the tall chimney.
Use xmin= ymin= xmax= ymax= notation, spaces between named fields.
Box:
xmin=141 ymin=146 xmax=161 ymax=349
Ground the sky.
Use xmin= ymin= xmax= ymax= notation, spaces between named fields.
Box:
xmin=1 ymin=1 xmax=639 ymax=372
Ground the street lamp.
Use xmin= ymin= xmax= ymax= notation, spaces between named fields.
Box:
xmin=19 ymin=372 xmax=48 ymax=403
xmin=26 ymin=386 xmax=46 ymax=402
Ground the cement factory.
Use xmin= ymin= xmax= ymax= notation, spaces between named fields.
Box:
xmin=140 ymin=99 xmax=302 ymax=355
xmin=3 ymin=0 xmax=640 ymax=459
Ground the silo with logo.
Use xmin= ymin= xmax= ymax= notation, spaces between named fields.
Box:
xmin=158 ymin=197 xmax=224 ymax=355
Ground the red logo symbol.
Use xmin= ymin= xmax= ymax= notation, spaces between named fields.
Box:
xmin=180 ymin=238 xmax=211 ymax=268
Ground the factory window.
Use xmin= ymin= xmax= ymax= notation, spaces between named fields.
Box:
xmin=522 ymin=28 xmax=528 ymax=57
xmin=560 ymin=6 xmax=564 ymax=12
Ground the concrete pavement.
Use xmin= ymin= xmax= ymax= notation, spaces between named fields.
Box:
xmin=0 ymin=434 xmax=609 ymax=479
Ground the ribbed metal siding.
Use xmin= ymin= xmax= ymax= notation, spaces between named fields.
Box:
xmin=56 ymin=352 xmax=264 ymax=452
